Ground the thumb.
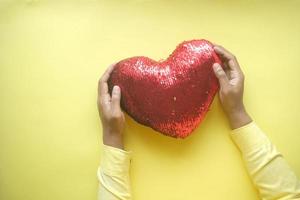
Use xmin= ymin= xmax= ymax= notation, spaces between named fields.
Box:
xmin=111 ymin=85 xmax=122 ymax=112
xmin=212 ymin=63 xmax=229 ymax=87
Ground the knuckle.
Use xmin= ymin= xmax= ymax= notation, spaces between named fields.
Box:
xmin=218 ymin=71 xmax=226 ymax=79
xmin=222 ymin=91 xmax=229 ymax=97
xmin=218 ymin=70 xmax=226 ymax=76
xmin=222 ymin=88 xmax=230 ymax=95
xmin=100 ymin=100 xmax=109 ymax=108
xmin=110 ymin=113 xmax=122 ymax=120
xmin=112 ymin=94 xmax=120 ymax=100
xmin=215 ymin=67 xmax=224 ymax=74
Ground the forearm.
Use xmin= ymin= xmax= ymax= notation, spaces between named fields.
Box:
xmin=231 ymin=122 xmax=300 ymax=199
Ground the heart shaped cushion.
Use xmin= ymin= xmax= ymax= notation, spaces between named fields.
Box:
xmin=108 ymin=39 xmax=221 ymax=138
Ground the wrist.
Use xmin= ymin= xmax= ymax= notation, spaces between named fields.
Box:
xmin=227 ymin=107 xmax=252 ymax=129
xmin=103 ymin=130 xmax=124 ymax=149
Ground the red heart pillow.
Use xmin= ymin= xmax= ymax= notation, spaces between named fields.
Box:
xmin=108 ymin=40 xmax=221 ymax=138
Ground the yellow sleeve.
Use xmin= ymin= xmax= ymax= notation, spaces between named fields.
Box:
xmin=231 ymin=122 xmax=300 ymax=200
xmin=97 ymin=144 xmax=132 ymax=200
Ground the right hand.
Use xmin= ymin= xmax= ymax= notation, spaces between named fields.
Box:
xmin=212 ymin=45 xmax=252 ymax=129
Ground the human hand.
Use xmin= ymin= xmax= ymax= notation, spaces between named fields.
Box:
xmin=212 ymin=45 xmax=252 ymax=129
xmin=97 ymin=64 xmax=125 ymax=149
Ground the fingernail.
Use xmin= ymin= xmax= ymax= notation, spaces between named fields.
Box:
xmin=113 ymin=85 xmax=120 ymax=93
xmin=212 ymin=63 xmax=220 ymax=70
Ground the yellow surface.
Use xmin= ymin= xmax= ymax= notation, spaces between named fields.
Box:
xmin=0 ymin=1 xmax=300 ymax=199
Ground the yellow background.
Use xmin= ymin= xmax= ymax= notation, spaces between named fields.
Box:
xmin=1 ymin=0 xmax=300 ymax=199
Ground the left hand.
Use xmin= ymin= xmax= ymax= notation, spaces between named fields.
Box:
xmin=97 ymin=64 xmax=125 ymax=149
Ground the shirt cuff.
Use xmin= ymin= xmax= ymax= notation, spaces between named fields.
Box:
xmin=231 ymin=121 xmax=269 ymax=154
xmin=100 ymin=144 xmax=132 ymax=176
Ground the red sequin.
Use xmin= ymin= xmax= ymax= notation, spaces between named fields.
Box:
xmin=108 ymin=40 xmax=221 ymax=138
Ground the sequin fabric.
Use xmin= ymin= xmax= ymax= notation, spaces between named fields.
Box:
xmin=108 ymin=40 xmax=221 ymax=138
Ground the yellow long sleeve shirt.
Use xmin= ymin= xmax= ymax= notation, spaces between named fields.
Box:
xmin=97 ymin=122 xmax=300 ymax=200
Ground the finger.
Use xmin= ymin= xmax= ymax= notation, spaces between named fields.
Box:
xmin=98 ymin=64 xmax=116 ymax=96
xmin=213 ymin=45 xmax=241 ymax=71
xmin=98 ymin=64 xmax=116 ymax=104
xmin=214 ymin=45 xmax=235 ymax=60
xmin=98 ymin=80 xmax=110 ymax=104
xmin=103 ymin=63 xmax=116 ymax=80
xmin=111 ymin=85 xmax=122 ymax=113
xmin=212 ymin=63 xmax=229 ymax=87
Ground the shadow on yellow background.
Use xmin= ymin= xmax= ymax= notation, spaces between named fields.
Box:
xmin=0 ymin=0 xmax=299 ymax=199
